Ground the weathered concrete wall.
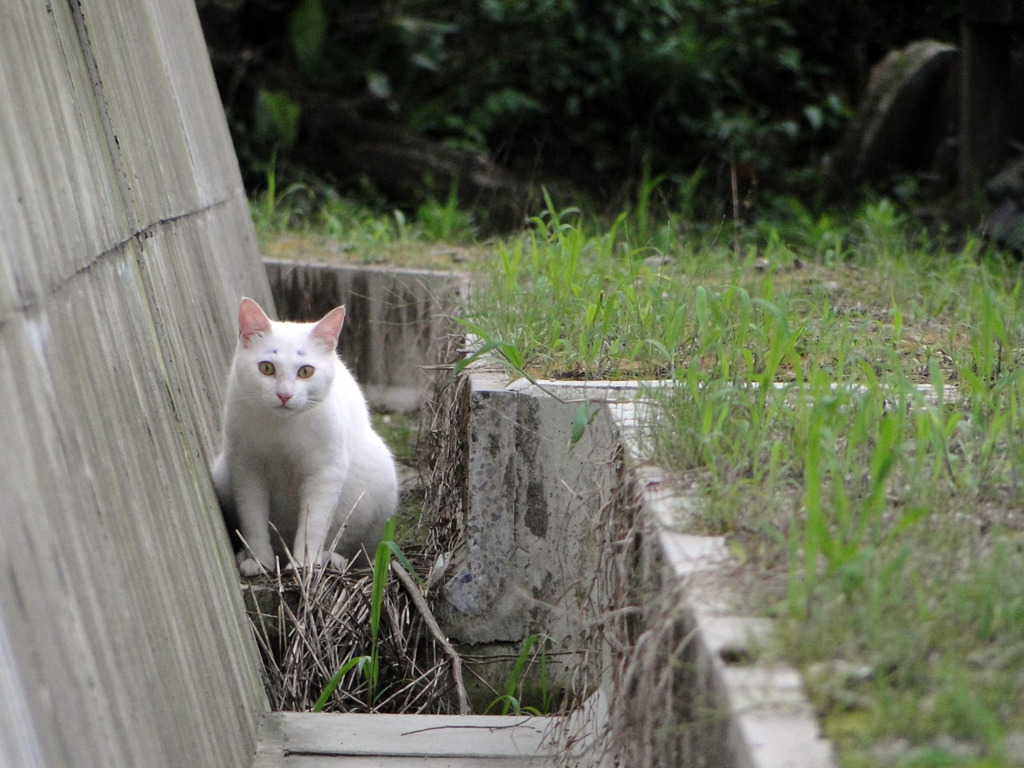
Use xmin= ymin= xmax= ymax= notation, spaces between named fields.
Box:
xmin=0 ymin=2 xmax=271 ymax=767
xmin=435 ymin=371 xmax=622 ymax=654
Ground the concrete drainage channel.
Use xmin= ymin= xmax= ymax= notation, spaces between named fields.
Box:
xmin=258 ymin=259 xmax=837 ymax=767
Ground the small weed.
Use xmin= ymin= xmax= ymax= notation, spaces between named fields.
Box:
xmin=313 ymin=520 xmax=393 ymax=710
xmin=484 ymin=634 xmax=553 ymax=717
xmin=417 ymin=183 xmax=474 ymax=241
xmin=313 ymin=519 xmax=425 ymax=711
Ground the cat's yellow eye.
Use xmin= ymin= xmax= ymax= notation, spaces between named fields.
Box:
xmin=258 ymin=361 xmax=275 ymax=376
xmin=297 ymin=365 xmax=315 ymax=379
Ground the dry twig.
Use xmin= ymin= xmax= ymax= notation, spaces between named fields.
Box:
xmin=390 ymin=561 xmax=471 ymax=715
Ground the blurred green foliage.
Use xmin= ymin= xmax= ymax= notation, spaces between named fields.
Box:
xmin=252 ymin=89 xmax=301 ymax=157
xmin=200 ymin=0 xmax=958 ymax=210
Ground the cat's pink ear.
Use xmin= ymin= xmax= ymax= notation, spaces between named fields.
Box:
xmin=310 ymin=306 xmax=346 ymax=351
xmin=238 ymin=297 xmax=272 ymax=348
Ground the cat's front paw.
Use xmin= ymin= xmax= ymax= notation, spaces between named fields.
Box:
xmin=327 ymin=552 xmax=348 ymax=571
xmin=236 ymin=551 xmax=273 ymax=576
xmin=282 ymin=553 xmax=347 ymax=571
xmin=237 ymin=557 xmax=262 ymax=577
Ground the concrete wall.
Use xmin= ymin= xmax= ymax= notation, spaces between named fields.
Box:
xmin=0 ymin=2 xmax=271 ymax=767
xmin=434 ymin=371 xmax=623 ymax=678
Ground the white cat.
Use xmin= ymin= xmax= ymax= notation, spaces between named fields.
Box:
xmin=212 ymin=297 xmax=398 ymax=576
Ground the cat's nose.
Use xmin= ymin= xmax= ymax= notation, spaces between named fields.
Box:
xmin=277 ymin=393 xmax=292 ymax=405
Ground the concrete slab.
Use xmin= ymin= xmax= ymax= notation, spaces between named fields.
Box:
xmin=255 ymin=712 xmax=556 ymax=767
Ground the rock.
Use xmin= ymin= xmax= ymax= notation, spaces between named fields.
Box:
xmin=869 ymin=737 xmax=912 ymax=767
xmin=834 ymin=40 xmax=959 ymax=185
xmin=642 ymin=254 xmax=676 ymax=269
xmin=981 ymin=198 xmax=1024 ymax=251
xmin=986 ymin=154 xmax=1024 ymax=204
xmin=1006 ymin=731 xmax=1024 ymax=767
xmin=977 ymin=138 xmax=1024 ymax=252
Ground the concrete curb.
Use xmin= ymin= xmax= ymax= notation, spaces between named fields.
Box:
xmin=610 ymin=397 xmax=836 ymax=768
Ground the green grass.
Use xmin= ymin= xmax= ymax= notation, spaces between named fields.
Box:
xmin=681 ymin=368 xmax=1024 ymax=766
xmin=482 ymin=633 xmax=554 ymax=717
xmin=460 ymin=196 xmax=1006 ymax=385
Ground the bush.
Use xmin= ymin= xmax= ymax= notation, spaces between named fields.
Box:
xmin=199 ymin=0 xmax=958 ymax=213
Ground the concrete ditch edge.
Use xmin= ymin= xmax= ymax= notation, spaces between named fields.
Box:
xmin=454 ymin=374 xmax=837 ymax=767
xmin=610 ymin=398 xmax=836 ymax=768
